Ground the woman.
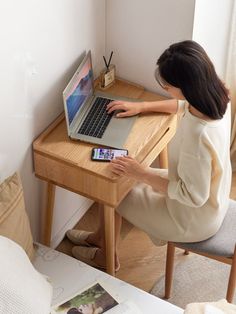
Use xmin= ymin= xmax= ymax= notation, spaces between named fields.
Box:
xmin=66 ymin=40 xmax=232 ymax=271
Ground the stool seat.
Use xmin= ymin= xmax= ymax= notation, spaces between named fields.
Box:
xmin=175 ymin=200 xmax=236 ymax=257
xmin=165 ymin=199 xmax=236 ymax=303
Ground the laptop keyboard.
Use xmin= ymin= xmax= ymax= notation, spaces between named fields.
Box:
xmin=78 ymin=97 xmax=114 ymax=138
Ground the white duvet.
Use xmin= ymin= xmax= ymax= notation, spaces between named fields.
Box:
xmin=0 ymin=236 xmax=52 ymax=314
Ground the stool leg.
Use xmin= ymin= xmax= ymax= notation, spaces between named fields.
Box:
xmin=226 ymin=246 xmax=236 ymax=303
xmin=165 ymin=242 xmax=175 ymax=299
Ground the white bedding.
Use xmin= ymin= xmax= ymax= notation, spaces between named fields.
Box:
xmin=0 ymin=236 xmax=52 ymax=314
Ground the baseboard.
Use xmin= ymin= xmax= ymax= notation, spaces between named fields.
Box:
xmin=50 ymin=199 xmax=94 ymax=249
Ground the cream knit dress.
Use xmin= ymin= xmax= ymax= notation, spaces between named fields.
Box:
xmin=116 ymin=101 xmax=232 ymax=244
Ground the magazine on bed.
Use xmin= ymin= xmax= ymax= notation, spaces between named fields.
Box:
xmin=51 ymin=282 xmax=141 ymax=314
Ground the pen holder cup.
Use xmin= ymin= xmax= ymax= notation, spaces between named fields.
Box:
xmin=100 ymin=64 xmax=116 ymax=89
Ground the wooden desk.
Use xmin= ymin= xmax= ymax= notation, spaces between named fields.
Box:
xmin=33 ymin=79 xmax=177 ymax=276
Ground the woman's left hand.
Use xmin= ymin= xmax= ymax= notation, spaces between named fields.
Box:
xmin=110 ymin=156 xmax=146 ymax=180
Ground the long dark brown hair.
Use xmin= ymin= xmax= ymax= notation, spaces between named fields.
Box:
xmin=155 ymin=40 xmax=229 ymax=119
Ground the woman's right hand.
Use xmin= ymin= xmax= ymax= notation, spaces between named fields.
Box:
xmin=106 ymin=100 xmax=144 ymax=117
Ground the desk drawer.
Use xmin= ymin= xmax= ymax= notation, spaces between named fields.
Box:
xmin=34 ymin=152 xmax=134 ymax=207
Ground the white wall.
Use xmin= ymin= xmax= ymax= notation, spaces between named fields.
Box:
xmin=106 ymin=0 xmax=196 ymax=95
xmin=0 ymin=0 xmax=105 ymax=242
xmin=193 ymin=0 xmax=233 ymax=79
xmin=1 ymin=0 xmax=233 ymax=247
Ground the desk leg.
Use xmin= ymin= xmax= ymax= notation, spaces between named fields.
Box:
xmin=103 ymin=204 xmax=115 ymax=276
xmin=159 ymin=146 xmax=168 ymax=169
xmin=43 ymin=182 xmax=55 ymax=246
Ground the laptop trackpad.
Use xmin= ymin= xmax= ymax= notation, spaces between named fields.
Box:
xmin=102 ymin=115 xmax=137 ymax=147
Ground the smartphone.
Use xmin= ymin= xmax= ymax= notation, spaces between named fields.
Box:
xmin=91 ymin=147 xmax=128 ymax=162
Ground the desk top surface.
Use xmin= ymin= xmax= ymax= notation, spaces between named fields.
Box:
xmin=33 ymin=79 xmax=175 ymax=181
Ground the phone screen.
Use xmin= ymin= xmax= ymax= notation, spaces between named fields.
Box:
xmin=92 ymin=148 xmax=128 ymax=161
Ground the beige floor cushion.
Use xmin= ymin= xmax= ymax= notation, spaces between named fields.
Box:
xmin=0 ymin=172 xmax=35 ymax=260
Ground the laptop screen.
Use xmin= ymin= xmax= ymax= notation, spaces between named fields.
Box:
xmin=64 ymin=53 xmax=93 ymax=125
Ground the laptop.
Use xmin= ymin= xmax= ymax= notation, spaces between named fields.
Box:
xmin=63 ymin=51 xmax=137 ymax=148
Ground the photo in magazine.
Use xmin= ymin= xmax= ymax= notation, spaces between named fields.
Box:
xmin=51 ymin=283 xmax=118 ymax=314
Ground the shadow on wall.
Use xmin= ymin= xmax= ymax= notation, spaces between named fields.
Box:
xmin=19 ymin=52 xmax=87 ymax=241
xmin=32 ymin=52 xmax=86 ymax=140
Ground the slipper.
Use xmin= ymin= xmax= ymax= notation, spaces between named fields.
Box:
xmin=72 ymin=246 xmax=120 ymax=272
xmin=66 ymin=229 xmax=93 ymax=246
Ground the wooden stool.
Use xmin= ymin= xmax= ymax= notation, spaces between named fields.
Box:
xmin=165 ymin=199 xmax=236 ymax=303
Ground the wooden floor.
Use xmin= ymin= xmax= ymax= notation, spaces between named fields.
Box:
xmin=57 ymin=172 xmax=236 ymax=293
